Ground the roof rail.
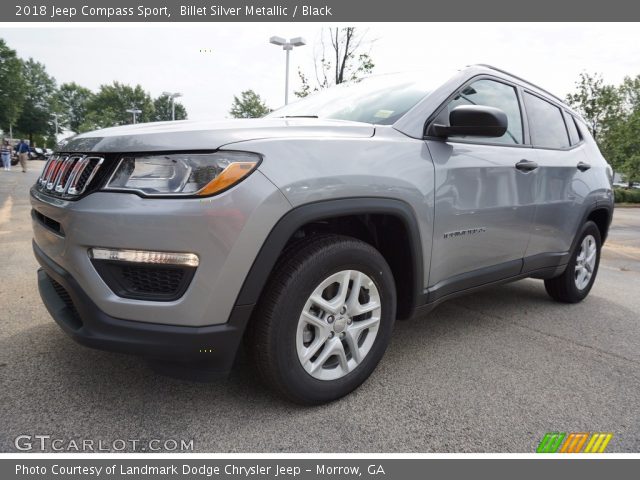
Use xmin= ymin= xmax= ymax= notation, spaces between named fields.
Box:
xmin=471 ymin=64 xmax=565 ymax=104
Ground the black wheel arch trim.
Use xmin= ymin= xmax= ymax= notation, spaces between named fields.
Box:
xmin=571 ymin=201 xmax=613 ymax=253
xmin=234 ymin=197 xmax=425 ymax=318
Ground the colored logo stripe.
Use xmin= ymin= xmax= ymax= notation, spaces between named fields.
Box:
xmin=537 ymin=433 xmax=566 ymax=453
xmin=583 ymin=433 xmax=613 ymax=453
xmin=560 ymin=433 xmax=589 ymax=453
xmin=537 ymin=432 xmax=613 ymax=453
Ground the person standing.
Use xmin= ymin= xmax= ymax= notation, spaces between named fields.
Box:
xmin=1 ymin=140 xmax=11 ymax=171
xmin=15 ymin=139 xmax=29 ymax=173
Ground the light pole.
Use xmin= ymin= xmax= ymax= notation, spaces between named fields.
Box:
xmin=269 ymin=36 xmax=306 ymax=105
xmin=162 ymin=91 xmax=183 ymax=121
xmin=126 ymin=107 xmax=142 ymax=124
xmin=52 ymin=113 xmax=59 ymax=136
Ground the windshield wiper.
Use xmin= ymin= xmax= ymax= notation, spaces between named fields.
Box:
xmin=279 ymin=115 xmax=319 ymax=118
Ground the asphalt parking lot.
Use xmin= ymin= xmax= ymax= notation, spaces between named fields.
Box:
xmin=1 ymin=161 xmax=639 ymax=453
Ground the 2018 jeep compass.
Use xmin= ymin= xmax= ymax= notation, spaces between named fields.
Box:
xmin=31 ymin=65 xmax=614 ymax=404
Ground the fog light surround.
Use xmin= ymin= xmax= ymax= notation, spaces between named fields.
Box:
xmin=89 ymin=248 xmax=199 ymax=267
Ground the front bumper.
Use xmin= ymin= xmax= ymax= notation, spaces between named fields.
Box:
xmin=29 ymin=169 xmax=290 ymax=327
xmin=35 ymin=241 xmax=251 ymax=373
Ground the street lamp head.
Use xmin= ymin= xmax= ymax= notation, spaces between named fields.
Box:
xmin=163 ymin=91 xmax=182 ymax=99
xmin=269 ymin=36 xmax=287 ymax=46
xmin=290 ymin=37 xmax=306 ymax=47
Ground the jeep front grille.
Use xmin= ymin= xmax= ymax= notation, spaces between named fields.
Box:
xmin=37 ymin=154 xmax=104 ymax=198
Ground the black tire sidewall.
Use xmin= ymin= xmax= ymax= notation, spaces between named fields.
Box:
xmin=270 ymin=240 xmax=396 ymax=404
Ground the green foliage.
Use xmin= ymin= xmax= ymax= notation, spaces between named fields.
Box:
xmin=0 ymin=39 xmax=26 ymax=133
xmin=613 ymin=188 xmax=640 ymax=203
xmin=566 ymin=72 xmax=621 ymax=143
xmin=14 ymin=58 xmax=57 ymax=141
xmin=605 ymin=110 xmax=640 ymax=184
xmin=229 ymin=90 xmax=270 ymax=118
xmin=568 ymin=71 xmax=640 ymax=184
xmin=295 ymin=28 xmax=374 ymax=98
xmin=153 ymin=95 xmax=187 ymax=122
xmin=79 ymin=82 xmax=154 ymax=131
xmin=1 ymin=38 xmax=190 ymax=136
xmin=56 ymin=82 xmax=94 ymax=133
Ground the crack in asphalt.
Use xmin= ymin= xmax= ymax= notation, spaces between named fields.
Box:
xmin=449 ymin=301 xmax=640 ymax=369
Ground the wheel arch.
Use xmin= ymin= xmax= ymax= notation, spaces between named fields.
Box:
xmin=234 ymin=197 xmax=425 ymax=321
xmin=567 ymin=202 xmax=613 ymax=259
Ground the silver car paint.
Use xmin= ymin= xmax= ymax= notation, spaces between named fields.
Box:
xmin=59 ymin=118 xmax=374 ymax=153
xmin=425 ymin=140 xmax=537 ymax=286
xmin=525 ymin=131 xmax=612 ymax=257
xmin=31 ymin=65 xmax=613 ymax=329
xmin=234 ymin=126 xmax=436 ymax=288
xmin=31 ymin=171 xmax=291 ymax=326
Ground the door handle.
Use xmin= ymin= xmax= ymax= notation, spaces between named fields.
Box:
xmin=577 ymin=161 xmax=591 ymax=172
xmin=515 ymin=159 xmax=539 ymax=172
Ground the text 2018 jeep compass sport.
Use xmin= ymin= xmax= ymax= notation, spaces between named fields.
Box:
xmin=31 ymin=65 xmax=613 ymax=404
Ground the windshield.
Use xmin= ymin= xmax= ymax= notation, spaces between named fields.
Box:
xmin=267 ymin=73 xmax=435 ymax=125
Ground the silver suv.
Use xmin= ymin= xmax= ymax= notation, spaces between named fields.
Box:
xmin=31 ymin=65 xmax=613 ymax=404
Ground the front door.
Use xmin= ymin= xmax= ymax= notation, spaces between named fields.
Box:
xmin=426 ymin=77 xmax=537 ymax=299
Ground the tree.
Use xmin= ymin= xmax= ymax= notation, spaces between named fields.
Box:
xmin=567 ymin=72 xmax=640 ymax=187
xmin=80 ymin=82 xmax=154 ymax=131
xmin=565 ymin=72 xmax=621 ymax=144
xmin=0 ymin=39 xmax=26 ymax=136
xmin=295 ymin=28 xmax=375 ymax=98
xmin=603 ymin=81 xmax=640 ymax=187
xmin=229 ymin=90 xmax=270 ymax=118
xmin=153 ymin=94 xmax=187 ymax=122
xmin=14 ymin=58 xmax=57 ymax=143
xmin=56 ymin=82 xmax=94 ymax=133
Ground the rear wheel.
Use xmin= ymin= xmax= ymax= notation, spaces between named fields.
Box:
xmin=544 ymin=221 xmax=601 ymax=303
xmin=247 ymin=235 xmax=396 ymax=405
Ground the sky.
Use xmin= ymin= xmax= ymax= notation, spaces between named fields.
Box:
xmin=1 ymin=23 xmax=639 ymax=122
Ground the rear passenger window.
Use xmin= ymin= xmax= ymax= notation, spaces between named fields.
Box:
xmin=524 ymin=92 xmax=570 ymax=149
xmin=564 ymin=112 xmax=582 ymax=145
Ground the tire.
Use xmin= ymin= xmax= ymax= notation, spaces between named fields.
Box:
xmin=246 ymin=234 xmax=396 ymax=405
xmin=544 ymin=221 xmax=602 ymax=303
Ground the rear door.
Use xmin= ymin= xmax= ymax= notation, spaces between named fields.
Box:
xmin=425 ymin=77 xmax=537 ymax=299
xmin=521 ymin=92 xmax=589 ymax=270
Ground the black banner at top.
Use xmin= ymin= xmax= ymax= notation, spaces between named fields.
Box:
xmin=3 ymin=0 xmax=640 ymax=22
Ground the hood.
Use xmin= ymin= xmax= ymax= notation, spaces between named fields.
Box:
xmin=59 ymin=118 xmax=375 ymax=153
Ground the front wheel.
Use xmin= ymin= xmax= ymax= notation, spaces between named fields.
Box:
xmin=247 ymin=235 xmax=396 ymax=405
xmin=544 ymin=221 xmax=602 ymax=303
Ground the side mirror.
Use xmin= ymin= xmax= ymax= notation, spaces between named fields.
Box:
xmin=431 ymin=105 xmax=508 ymax=138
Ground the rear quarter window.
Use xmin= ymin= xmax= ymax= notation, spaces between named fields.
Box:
xmin=564 ymin=112 xmax=582 ymax=145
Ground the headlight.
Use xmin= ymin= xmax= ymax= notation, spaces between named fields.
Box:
xmin=105 ymin=151 xmax=260 ymax=197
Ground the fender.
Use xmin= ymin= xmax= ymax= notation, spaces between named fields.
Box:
xmin=233 ymin=197 xmax=425 ymax=318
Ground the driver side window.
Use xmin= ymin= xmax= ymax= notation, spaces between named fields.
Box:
xmin=436 ymin=79 xmax=524 ymax=145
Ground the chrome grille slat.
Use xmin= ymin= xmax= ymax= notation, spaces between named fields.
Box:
xmin=75 ymin=157 xmax=104 ymax=195
xmin=67 ymin=157 xmax=92 ymax=195
xmin=36 ymin=153 xmax=104 ymax=198
xmin=46 ymin=156 xmax=68 ymax=190
xmin=39 ymin=157 xmax=56 ymax=185
xmin=51 ymin=156 xmax=74 ymax=192
xmin=55 ymin=155 xmax=83 ymax=193
xmin=42 ymin=155 xmax=61 ymax=187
